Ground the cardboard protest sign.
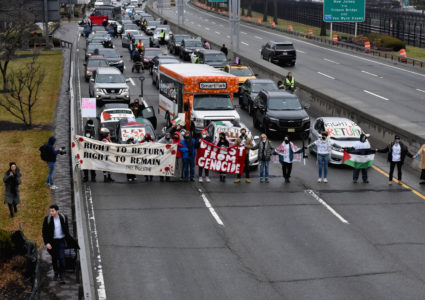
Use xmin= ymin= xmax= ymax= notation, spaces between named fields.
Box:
xmin=81 ymin=98 xmax=96 ymax=118
xmin=72 ymin=135 xmax=177 ymax=176
xmin=324 ymin=121 xmax=361 ymax=138
xmin=195 ymin=139 xmax=246 ymax=174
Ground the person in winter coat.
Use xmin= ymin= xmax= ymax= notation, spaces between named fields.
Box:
xmin=100 ymin=128 xmax=114 ymax=182
xmin=234 ymin=128 xmax=253 ymax=183
xmin=159 ymin=133 xmax=173 ymax=182
xmin=254 ymin=134 xmax=274 ymax=183
xmin=172 ymin=133 xmax=183 ymax=179
xmin=44 ymin=136 xmax=65 ymax=190
xmin=308 ymin=131 xmax=341 ymax=183
xmin=179 ymin=131 xmax=196 ymax=181
xmin=416 ymin=144 xmax=425 ymax=184
xmin=83 ymin=120 xmax=96 ymax=182
xmin=143 ymin=133 xmax=155 ymax=182
xmin=216 ymin=132 xmax=230 ymax=182
xmin=42 ymin=204 xmax=79 ymax=284
xmin=3 ymin=162 xmax=22 ymax=218
xmin=351 ymin=133 xmax=371 ymax=183
xmin=126 ymin=137 xmax=137 ymax=182
xmin=376 ymin=135 xmax=415 ymax=185
xmin=273 ymin=136 xmax=303 ymax=183
xmin=196 ymin=132 xmax=213 ymax=182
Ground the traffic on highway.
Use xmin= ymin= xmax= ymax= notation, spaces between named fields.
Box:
xmin=70 ymin=0 xmax=425 ymax=299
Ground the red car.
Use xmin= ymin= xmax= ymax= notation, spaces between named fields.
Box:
xmin=142 ymin=48 xmax=163 ymax=69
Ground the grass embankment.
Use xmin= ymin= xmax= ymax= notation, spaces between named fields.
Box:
xmin=0 ymin=50 xmax=63 ymax=248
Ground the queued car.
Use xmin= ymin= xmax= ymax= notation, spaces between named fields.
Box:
xmin=140 ymin=15 xmax=155 ymax=31
xmin=239 ymin=79 xmax=279 ymax=115
xmin=309 ymin=117 xmax=366 ymax=164
xmin=192 ymin=49 xmax=228 ymax=69
xmin=84 ymin=56 xmax=109 ymax=81
xmin=89 ymin=67 xmax=130 ymax=105
xmin=97 ymin=48 xmax=124 ymax=72
xmin=143 ymin=48 xmax=163 ymax=69
xmin=99 ymin=104 xmax=135 ymax=142
xmin=223 ymin=64 xmax=256 ymax=92
xmin=179 ymin=38 xmax=203 ymax=61
xmin=252 ymin=90 xmax=310 ymax=137
xmin=201 ymin=120 xmax=259 ymax=168
xmin=168 ymin=34 xmax=190 ymax=55
xmin=151 ymin=27 xmax=172 ymax=47
xmin=117 ymin=117 xmax=156 ymax=143
xmin=145 ymin=20 xmax=161 ymax=35
xmin=151 ymin=56 xmax=181 ymax=88
xmin=261 ymin=40 xmax=296 ymax=66
xmin=122 ymin=34 xmax=149 ymax=48
xmin=87 ymin=33 xmax=112 ymax=48
xmin=85 ymin=43 xmax=104 ymax=61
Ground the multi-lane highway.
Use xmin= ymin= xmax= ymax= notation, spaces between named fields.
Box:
xmin=62 ymin=11 xmax=425 ymax=298
xmin=156 ymin=2 xmax=425 ymax=128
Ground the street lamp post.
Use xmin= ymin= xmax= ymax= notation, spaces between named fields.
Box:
xmin=229 ymin=0 xmax=240 ymax=52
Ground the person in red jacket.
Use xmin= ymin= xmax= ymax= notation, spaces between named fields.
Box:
xmin=172 ymin=132 xmax=183 ymax=180
xmin=143 ymin=133 xmax=155 ymax=182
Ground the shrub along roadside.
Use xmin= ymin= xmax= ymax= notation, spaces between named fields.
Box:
xmin=0 ymin=50 xmax=63 ymax=249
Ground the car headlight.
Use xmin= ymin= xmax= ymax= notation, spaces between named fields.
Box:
xmin=302 ymin=117 xmax=310 ymax=122
xmin=86 ymin=70 xmax=92 ymax=75
xmin=118 ymin=60 xmax=123 ymax=64
xmin=122 ymin=88 xmax=128 ymax=93
xmin=269 ymin=117 xmax=279 ymax=122
xmin=96 ymin=88 xmax=101 ymax=93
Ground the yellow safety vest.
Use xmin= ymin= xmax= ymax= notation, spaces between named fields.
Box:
xmin=285 ymin=77 xmax=295 ymax=89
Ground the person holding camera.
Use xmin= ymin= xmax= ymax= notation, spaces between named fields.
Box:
xmin=44 ymin=136 xmax=65 ymax=190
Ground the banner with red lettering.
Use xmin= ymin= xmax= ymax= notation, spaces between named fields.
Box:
xmin=195 ymin=139 xmax=246 ymax=174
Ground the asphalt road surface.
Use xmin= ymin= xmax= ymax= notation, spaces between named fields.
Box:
xmin=63 ymin=15 xmax=425 ymax=299
xmin=157 ymin=1 xmax=425 ymax=130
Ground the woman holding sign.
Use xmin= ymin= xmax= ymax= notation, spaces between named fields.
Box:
xmin=196 ymin=133 xmax=213 ymax=183
xmin=216 ymin=132 xmax=230 ymax=182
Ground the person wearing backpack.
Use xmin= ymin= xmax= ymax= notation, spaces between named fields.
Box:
xmin=41 ymin=136 xmax=65 ymax=190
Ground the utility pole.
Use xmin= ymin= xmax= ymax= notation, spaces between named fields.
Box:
xmin=177 ymin=0 xmax=184 ymax=25
xmin=229 ymin=0 xmax=240 ymax=52
xmin=44 ymin=0 xmax=50 ymax=49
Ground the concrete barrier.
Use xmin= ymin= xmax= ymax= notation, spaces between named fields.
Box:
xmin=146 ymin=5 xmax=425 ymax=172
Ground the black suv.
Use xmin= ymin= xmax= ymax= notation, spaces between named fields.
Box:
xmin=168 ymin=34 xmax=191 ymax=55
xmin=192 ymin=49 xmax=228 ymax=69
xmin=179 ymin=38 xmax=203 ymax=61
xmin=252 ymin=90 xmax=310 ymax=137
xmin=261 ymin=41 xmax=296 ymax=66
xmin=239 ymin=79 xmax=279 ymax=115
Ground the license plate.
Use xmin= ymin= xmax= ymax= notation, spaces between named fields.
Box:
xmin=283 ymin=52 xmax=287 ymax=55
xmin=288 ymin=128 xmax=295 ymax=132
xmin=110 ymin=95 xmax=116 ymax=100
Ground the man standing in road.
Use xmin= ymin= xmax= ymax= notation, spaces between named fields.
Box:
xmin=234 ymin=128 xmax=253 ymax=183
xmin=42 ymin=204 xmax=78 ymax=284
xmin=352 ymin=133 xmax=371 ymax=183
xmin=256 ymin=134 xmax=274 ymax=183
xmin=100 ymin=128 xmax=115 ymax=182
xmin=376 ymin=135 xmax=415 ymax=185
xmin=220 ymin=44 xmax=228 ymax=57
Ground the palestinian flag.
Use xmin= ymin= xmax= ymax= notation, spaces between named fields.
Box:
xmin=343 ymin=148 xmax=375 ymax=169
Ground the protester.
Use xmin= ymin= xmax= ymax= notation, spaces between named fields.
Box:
xmin=416 ymin=144 xmax=425 ymax=184
xmin=234 ymin=128 xmax=253 ymax=183
xmin=159 ymin=133 xmax=173 ymax=182
xmin=100 ymin=128 xmax=114 ymax=182
xmin=196 ymin=132 xmax=213 ymax=182
xmin=42 ymin=204 xmax=79 ymax=284
xmin=129 ymin=38 xmax=136 ymax=60
xmin=220 ymin=44 xmax=228 ymax=57
xmin=132 ymin=49 xmax=143 ymax=73
xmin=255 ymin=134 xmax=274 ymax=183
xmin=203 ymin=40 xmax=211 ymax=49
xmin=43 ymin=136 xmax=65 ymax=190
xmin=143 ymin=133 xmax=155 ymax=182
xmin=376 ymin=135 xmax=415 ymax=185
xmin=308 ymin=131 xmax=340 ymax=183
xmin=216 ymin=132 xmax=230 ymax=182
xmin=126 ymin=137 xmax=137 ymax=182
xmin=173 ymin=132 xmax=184 ymax=180
xmin=274 ymin=136 xmax=303 ymax=183
xmin=3 ymin=162 xmax=22 ymax=218
xmin=179 ymin=131 xmax=196 ymax=181
xmin=130 ymin=98 xmax=144 ymax=117
xmin=83 ymin=120 xmax=96 ymax=182
xmin=351 ymin=133 xmax=371 ymax=183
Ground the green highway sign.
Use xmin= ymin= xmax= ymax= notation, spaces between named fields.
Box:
xmin=323 ymin=0 xmax=365 ymax=22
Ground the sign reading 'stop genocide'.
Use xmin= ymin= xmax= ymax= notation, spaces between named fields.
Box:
xmin=323 ymin=0 xmax=365 ymax=22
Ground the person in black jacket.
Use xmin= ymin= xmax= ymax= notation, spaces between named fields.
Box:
xmin=376 ymin=135 xmax=416 ymax=185
xmin=216 ymin=132 xmax=230 ymax=182
xmin=196 ymin=132 xmax=213 ymax=182
xmin=44 ymin=136 xmax=65 ymax=190
xmin=42 ymin=204 xmax=79 ymax=283
xmin=3 ymin=162 xmax=22 ymax=218
xmin=83 ymin=120 xmax=96 ymax=182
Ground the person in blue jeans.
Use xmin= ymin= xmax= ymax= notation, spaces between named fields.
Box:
xmin=179 ymin=131 xmax=196 ymax=181
xmin=44 ymin=136 xmax=65 ymax=190
xmin=255 ymin=134 xmax=274 ymax=183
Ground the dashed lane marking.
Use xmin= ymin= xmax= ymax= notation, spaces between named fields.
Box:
xmin=317 ymin=72 xmax=335 ymax=80
xmin=416 ymin=88 xmax=425 ymax=93
xmin=305 ymin=190 xmax=349 ymax=224
xmin=215 ymin=31 xmax=221 ymax=35
xmin=324 ymin=58 xmax=340 ymax=64
xmin=241 ymin=42 xmax=249 ymax=46
xmin=254 ymin=36 xmax=263 ymax=40
xmin=363 ymin=90 xmax=389 ymax=101
xmin=129 ymin=78 xmax=136 ymax=86
xmin=199 ymin=189 xmax=224 ymax=226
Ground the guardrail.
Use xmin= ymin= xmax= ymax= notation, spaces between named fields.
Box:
xmin=189 ymin=1 xmax=425 ymax=69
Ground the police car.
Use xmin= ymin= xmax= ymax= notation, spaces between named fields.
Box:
xmin=201 ymin=120 xmax=259 ymax=168
xmin=309 ymin=117 xmax=368 ymax=164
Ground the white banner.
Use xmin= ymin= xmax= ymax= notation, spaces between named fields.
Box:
xmin=71 ymin=135 xmax=177 ymax=176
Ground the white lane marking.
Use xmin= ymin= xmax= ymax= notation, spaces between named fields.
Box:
xmin=76 ymin=48 xmax=79 ymax=52
xmin=324 ymin=58 xmax=339 ymax=64
xmin=241 ymin=31 xmax=247 ymax=35
xmin=361 ymin=70 xmax=378 ymax=77
xmin=191 ymin=21 xmax=194 ymax=24
xmin=317 ymin=72 xmax=335 ymax=80
xmin=241 ymin=42 xmax=249 ymax=46
xmin=297 ymin=50 xmax=306 ymax=54
xmin=215 ymin=31 xmax=221 ymax=35
xmin=205 ymin=27 xmax=210 ymax=31
xmin=199 ymin=189 xmax=224 ymax=226
xmin=129 ymin=78 xmax=136 ymax=86
xmin=254 ymin=36 xmax=263 ymax=40
xmin=364 ymin=90 xmax=389 ymax=101
xmin=306 ymin=190 xmax=349 ymax=224
xmin=197 ymin=24 xmax=201 ymax=27
xmin=212 ymin=21 xmax=216 ymax=24
xmin=124 ymin=66 xmax=126 ymax=70
xmin=416 ymin=88 xmax=425 ymax=93
xmin=220 ymin=24 xmax=224 ymax=27
xmin=189 ymin=7 xmax=425 ymax=78
xmin=227 ymin=35 xmax=230 ymax=39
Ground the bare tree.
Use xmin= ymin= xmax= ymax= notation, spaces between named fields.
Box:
xmin=273 ymin=0 xmax=278 ymax=25
xmin=247 ymin=0 xmax=253 ymax=17
xmin=263 ymin=0 xmax=269 ymax=22
xmin=0 ymin=54 xmax=46 ymax=127
xmin=0 ymin=0 xmax=35 ymax=91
